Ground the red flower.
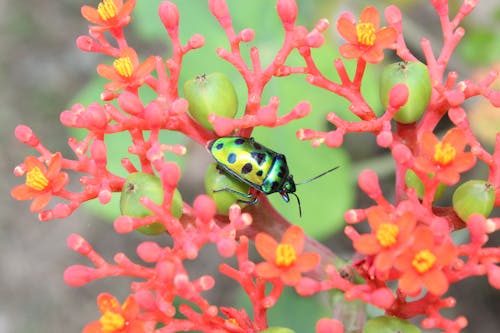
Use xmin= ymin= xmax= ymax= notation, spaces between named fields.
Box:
xmin=415 ymin=128 xmax=476 ymax=185
xmin=336 ymin=6 xmax=397 ymax=63
xmin=394 ymin=226 xmax=457 ymax=296
xmin=81 ymin=0 xmax=136 ymax=32
xmin=353 ymin=206 xmax=416 ymax=273
xmin=11 ymin=153 xmax=68 ymax=212
xmin=97 ymin=48 xmax=155 ymax=91
xmin=255 ymin=225 xmax=320 ymax=286
xmin=83 ymin=293 xmax=147 ymax=333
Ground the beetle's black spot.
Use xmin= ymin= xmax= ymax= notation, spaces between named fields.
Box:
xmin=251 ymin=152 xmax=267 ymax=165
xmin=256 ymin=170 xmax=263 ymax=177
xmin=227 ymin=153 xmax=237 ymax=164
xmin=252 ymin=141 xmax=262 ymax=150
xmin=215 ymin=143 xmax=224 ymax=150
xmin=234 ymin=138 xmax=245 ymax=145
xmin=270 ymin=181 xmax=280 ymax=191
xmin=277 ymin=165 xmax=287 ymax=178
xmin=241 ymin=163 xmax=253 ymax=174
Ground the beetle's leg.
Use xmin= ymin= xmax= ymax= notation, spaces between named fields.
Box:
xmin=213 ymin=188 xmax=259 ymax=205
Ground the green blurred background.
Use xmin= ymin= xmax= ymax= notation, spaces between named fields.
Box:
xmin=1 ymin=0 xmax=499 ymax=332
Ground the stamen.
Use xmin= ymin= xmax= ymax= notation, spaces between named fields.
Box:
xmin=113 ymin=57 xmax=134 ymax=78
xmin=412 ymin=249 xmax=436 ymax=273
xmin=99 ymin=311 xmax=125 ymax=332
xmin=97 ymin=0 xmax=119 ymax=21
xmin=434 ymin=142 xmax=456 ymax=166
xmin=376 ymin=223 xmax=399 ymax=247
xmin=356 ymin=22 xmax=376 ymax=46
xmin=26 ymin=167 xmax=49 ymax=191
xmin=275 ymin=243 xmax=296 ymax=267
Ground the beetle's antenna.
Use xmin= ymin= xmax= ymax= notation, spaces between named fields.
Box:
xmin=296 ymin=166 xmax=339 ymax=185
xmin=290 ymin=192 xmax=302 ymax=217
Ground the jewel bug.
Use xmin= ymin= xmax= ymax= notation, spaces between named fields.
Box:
xmin=207 ymin=136 xmax=338 ymax=216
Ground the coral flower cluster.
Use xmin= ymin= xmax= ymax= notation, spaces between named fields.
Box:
xmin=11 ymin=0 xmax=499 ymax=332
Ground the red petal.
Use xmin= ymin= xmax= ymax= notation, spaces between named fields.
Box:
xmin=97 ymin=64 xmax=121 ymax=81
xmin=374 ymin=251 xmax=394 ymax=272
xmin=122 ymin=296 xmax=140 ymax=318
xmin=46 ymin=153 xmax=62 ymax=179
xmin=423 ymin=269 xmax=449 ymax=295
xmin=119 ymin=0 xmax=136 ymax=18
xmin=134 ymin=56 xmax=156 ymax=79
xmin=339 ymin=44 xmax=363 ymax=59
xmin=81 ymin=6 xmax=105 ymax=25
xmin=281 ymin=267 xmax=301 ymax=286
xmin=353 ymin=234 xmax=382 ymax=255
xmin=411 ymin=226 xmax=434 ymax=250
xmin=398 ymin=271 xmax=422 ymax=296
xmin=375 ymin=27 xmax=397 ymax=47
xmin=255 ymin=232 xmax=277 ymax=261
xmin=30 ymin=192 xmax=51 ymax=212
xmin=24 ymin=156 xmax=45 ymax=173
xmin=282 ymin=225 xmax=305 ymax=253
xmin=360 ymin=6 xmax=380 ymax=29
xmin=397 ymin=212 xmax=417 ymax=237
xmin=52 ymin=172 xmax=69 ymax=192
xmin=367 ymin=206 xmax=390 ymax=229
xmin=255 ymin=262 xmax=280 ymax=279
xmin=336 ymin=16 xmax=357 ymax=42
xmin=452 ymin=153 xmax=476 ymax=173
xmin=295 ymin=253 xmax=320 ymax=271
xmin=420 ymin=132 xmax=439 ymax=159
xmin=362 ymin=47 xmax=384 ymax=64
xmin=97 ymin=293 xmax=121 ymax=313
xmin=11 ymin=184 xmax=37 ymax=200
xmin=436 ymin=168 xmax=459 ymax=185
xmin=442 ymin=128 xmax=466 ymax=152
xmin=435 ymin=242 xmax=457 ymax=266
xmin=121 ymin=47 xmax=139 ymax=67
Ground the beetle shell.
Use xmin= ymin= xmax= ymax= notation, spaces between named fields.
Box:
xmin=208 ymin=136 xmax=291 ymax=195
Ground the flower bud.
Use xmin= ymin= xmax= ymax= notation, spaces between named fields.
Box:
xmin=159 ymin=1 xmax=179 ymax=32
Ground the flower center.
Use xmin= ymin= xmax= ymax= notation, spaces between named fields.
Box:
xmin=97 ymin=0 xmax=119 ymax=21
xmin=356 ymin=22 xmax=376 ymax=46
xmin=26 ymin=167 xmax=49 ymax=191
xmin=275 ymin=243 xmax=297 ymax=267
xmin=412 ymin=249 xmax=436 ymax=273
xmin=100 ymin=310 xmax=126 ymax=332
xmin=376 ymin=223 xmax=399 ymax=247
xmin=433 ymin=142 xmax=456 ymax=166
xmin=113 ymin=57 xmax=134 ymax=78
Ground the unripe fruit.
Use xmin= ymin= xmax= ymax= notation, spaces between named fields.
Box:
xmin=184 ymin=72 xmax=238 ymax=131
xmin=405 ymin=169 xmax=446 ymax=201
xmin=452 ymin=180 xmax=495 ymax=221
xmin=362 ymin=316 xmax=421 ymax=333
xmin=380 ymin=61 xmax=432 ymax=124
xmin=204 ymin=163 xmax=250 ymax=214
xmin=120 ymin=172 xmax=183 ymax=235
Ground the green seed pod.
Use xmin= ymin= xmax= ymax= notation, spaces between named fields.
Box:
xmin=380 ymin=61 xmax=432 ymax=124
xmin=204 ymin=162 xmax=250 ymax=215
xmin=184 ymin=72 xmax=238 ymax=131
xmin=362 ymin=316 xmax=421 ymax=333
xmin=405 ymin=169 xmax=446 ymax=201
xmin=452 ymin=180 xmax=495 ymax=221
xmin=120 ymin=172 xmax=183 ymax=235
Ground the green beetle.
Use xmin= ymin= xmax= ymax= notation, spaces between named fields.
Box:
xmin=207 ymin=136 xmax=338 ymax=216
